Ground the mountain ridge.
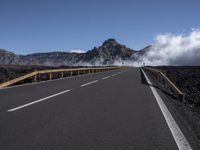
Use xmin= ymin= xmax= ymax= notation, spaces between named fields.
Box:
xmin=0 ymin=39 xmax=150 ymax=66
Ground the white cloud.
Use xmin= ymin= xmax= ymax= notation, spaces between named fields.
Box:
xmin=134 ymin=29 xmax=200 ymax=66
xmin=70 ymin=49 xmax=86 ymax=53
xmin=69 ymin=29 xmax=200 ymax=67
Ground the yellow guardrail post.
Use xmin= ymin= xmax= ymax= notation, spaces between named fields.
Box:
xmin=49 ymin=73 xmax=52 ymax=80
xmin=0 ymin=71 xmax=38 ymax=89
xmin=34 ymin=75 xmax=37 ymax=82
xmin=61 ymin=72 xmax=64 ymax=78
xmin=143 ymin=67 xmax=184 ymax=101
xmin=0 ymin=66 xmax=120 ymax=89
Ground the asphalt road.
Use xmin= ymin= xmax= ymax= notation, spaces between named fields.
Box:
xmin=0 ymin=68 xmax=192 ymax=150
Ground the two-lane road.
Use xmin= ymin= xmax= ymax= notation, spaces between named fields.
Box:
xmin=0 ymin=68 xmax=192 ymax=149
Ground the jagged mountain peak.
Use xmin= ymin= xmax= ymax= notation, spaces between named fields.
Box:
xmin=102 ymin=38 xmax=119 ymax=47
xmin=81 ymin=39 xmax=136 ymax=65
xmin=0 ymin=49 xmax=14 ymax=54
xmin=0 ymin=39 xmax=149 ymax=66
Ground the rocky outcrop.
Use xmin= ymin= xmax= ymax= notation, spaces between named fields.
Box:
xmin=0 ymin=39 xmax=144 ymax=66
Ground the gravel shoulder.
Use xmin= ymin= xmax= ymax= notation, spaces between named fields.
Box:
xmin=152 ymin=66 xmax=200 ymax=142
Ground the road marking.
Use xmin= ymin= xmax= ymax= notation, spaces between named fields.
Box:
xmin=141 ymin=68 xmax=192 ymax=150
xmin=0 ymin=69 xmax=114 ymax=91
xmin=80 ymin=80 xmax=98 ymax=87
xmin=111 ymin=74 xmax=117 ymax=77
xmin=102 ymin=76 xmax=111 ymax=80
xmin=7 ymin=89 xmax=71 ymax=112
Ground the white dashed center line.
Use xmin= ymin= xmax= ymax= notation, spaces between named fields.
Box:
xmin=7 ymin=89 xmax=72 ymax=112
xmin=80 ymin=80 xmax=98 ymax=87
xmin=111 ymin=74 xmax=117 ymax=77
xmin=102 ymin=76 xmax=111 ymax=80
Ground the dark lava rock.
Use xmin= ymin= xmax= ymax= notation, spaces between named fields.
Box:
xmin=154 ymin=66 xmax=200 ymax=143
xmin=157 ymin=66 xmax=200 ymax=110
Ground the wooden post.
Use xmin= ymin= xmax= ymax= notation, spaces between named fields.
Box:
xmin=78 ymin=70 xmax=80 ymax=75
xmin=61 ymin=72 xmax=64 ymax=78
xmin=71 ymin=71 xmax=73 ymax=76
xmin=49 ymin=73 xmax=52 ymax=80
xmin=34 ymin=75 xmax=37 ymax=82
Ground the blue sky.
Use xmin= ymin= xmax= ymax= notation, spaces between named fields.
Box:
xmin=0 ymin=0 xmax=200 ymax=54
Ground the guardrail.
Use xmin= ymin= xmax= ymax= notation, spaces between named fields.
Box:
xmin=0 ymin=67 xmax=121 ymax=89
xmin=142 ymin=67 xmax=185 ymax=101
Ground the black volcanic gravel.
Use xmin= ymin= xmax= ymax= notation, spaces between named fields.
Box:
xmin=152 ymin=66 xmax=200 ymax=141
xmin=0 ymin=65 xmax=96 ymax=84
xmin=0 ymin=65 xmax=111 ymax=85
xmin=156 ymin=66 xmax=200 ymax=111
xmin=0 ymin=65 xmax=55 ymax=84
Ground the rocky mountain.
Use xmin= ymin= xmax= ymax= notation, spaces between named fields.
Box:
xmin=0 ymin=49 xmax=20 ymax=65
xmin=130 ymin=45 xmax=152 ymax=60
xmin=20 ymin=52 xmax=84 ymax=66
xmin=82 ymin=39 xmax=136 ymax=65
xmin=0 ymin=39 xmax=148 ymax=66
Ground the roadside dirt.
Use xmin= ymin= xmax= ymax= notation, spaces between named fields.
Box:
xmin=153 ymin=66 xmax=200 ymax=141
xmin=0 ymin=65 xmax=92 ymax=85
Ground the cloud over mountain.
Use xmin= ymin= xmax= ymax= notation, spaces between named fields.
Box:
xmin=134 ymin=29 xmax=200 ymax=66
xmin=70 ymin=49 xmax=86 ymax=53
xmin=1 ymin=30 xmax=200 ymax=67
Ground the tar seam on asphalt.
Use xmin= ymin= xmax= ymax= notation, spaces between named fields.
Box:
xmin=141 ymin=68 xmax=192 ymax=150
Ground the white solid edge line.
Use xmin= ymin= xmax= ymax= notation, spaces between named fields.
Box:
xmin=7 ymin=89 xmax=71 ymax=112
xmin=141 ymin=68 xmax=192 ymax=150
xmin=102 ymin=76 xmax=111 ymax=80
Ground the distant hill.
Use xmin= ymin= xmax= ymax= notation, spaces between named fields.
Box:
xmin=0 ymin=39 xmax=150 ymax=66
